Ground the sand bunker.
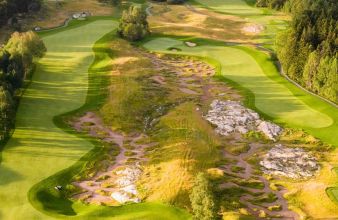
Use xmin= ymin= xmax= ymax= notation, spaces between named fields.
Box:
xmin=242 ymin=24 xmax=264 ymax=34
xmin=185 ymin=41 xmax=197 ymax=47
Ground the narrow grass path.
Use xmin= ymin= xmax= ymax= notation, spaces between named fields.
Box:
xmin=143 ymin=38 xmax=338 ymax=146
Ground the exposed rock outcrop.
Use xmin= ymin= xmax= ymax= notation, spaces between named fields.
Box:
xmin=205 ymin=100 xmax=282 ymax=141
xmin=260 ymin=144 xmax=320 ymax=179
xmin=111 ymin=166 xmax=142 ymax=203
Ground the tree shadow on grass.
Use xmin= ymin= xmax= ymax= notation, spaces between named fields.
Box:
xmin=0 ymin=164 xmax=23 ymax=185
xmin=36 ymin=190 xmax=76 ymax=216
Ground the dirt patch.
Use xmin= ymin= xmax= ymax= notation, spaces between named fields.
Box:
xmin=179 ymin=87 xmax=199 ymax=95
xmin=70 ymin=49 xmax=244 ymax=209
xmin=219 ymin=142 xmax=299 ymax=219
xmin=71 ymin=112 xmax=157 ymax=205
xmin=148 ymin=3 xmax=252 ymax=43
xmin=151 ymin=75 xmax=166 ymax=85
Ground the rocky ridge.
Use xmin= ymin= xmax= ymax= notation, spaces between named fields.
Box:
xmin=260 ymin=144 xmax=320 ymax=179
xmin=205 ymin=100 xmax=282 ymax=141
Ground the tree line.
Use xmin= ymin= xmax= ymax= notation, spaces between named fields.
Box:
xmin=256 ymin=0 xmax=337 ymax=103
xmin=255 ymin=0 xmax=286 ymax=10
xmin=152 ymin=0 xmax=185 ymax=4
xmin=275 ymin=0 xmax=337 ymax=103
xmin=0 ymin=0 xmax=42 ymax=27
xmin=0 ymin=31 xmax=46 ymax=142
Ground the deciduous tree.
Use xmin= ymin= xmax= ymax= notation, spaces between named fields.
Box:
xmin=117 ymin=6 xmax=149 ymax=41
xmin=190 ymin=172 xmax=216 ymax=220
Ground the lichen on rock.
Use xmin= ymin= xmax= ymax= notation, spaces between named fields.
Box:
xmin=111 ymin=165 xmax=142 ymax=204
xmin=260 ymin=144 xmax=320 ymax=179
xmin=205 ymin=100 xmax=282 ymax=141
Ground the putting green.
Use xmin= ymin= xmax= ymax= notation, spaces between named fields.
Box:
xmin=195 ymin=0 xmax=262 ymax=15
xmin=143 ymin=38 xmax=338 ymax=146
xmin=0 ymin=21 xmax=190 ymax=220
xmin=194 ymin=0 xmax=289 ymax=46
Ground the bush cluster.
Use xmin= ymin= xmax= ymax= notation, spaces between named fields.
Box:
xmin=117 ymin=6 xmax=149 ymax=41
xmin=275 ymin=0 xmax=337 ymax=103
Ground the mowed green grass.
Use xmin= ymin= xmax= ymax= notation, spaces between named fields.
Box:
xmin=143 ymin=38 xmax=338 ymax=146
xmin=0 ymin=20 xmax=190 ymax=220
xmin=0 ymin=20 xmax=116 ymax=219
xmin=193 ymin=0 xmax=289 ymax=46
xmin=195 ymin=0 xmax=262 ymax=15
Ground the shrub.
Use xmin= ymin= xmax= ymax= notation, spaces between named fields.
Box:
xmin=190 ymin=172 xmax=216 ymax=220
xmin=117 ymin=6 xmax=149 ymax=41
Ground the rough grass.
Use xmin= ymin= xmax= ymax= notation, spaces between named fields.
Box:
xmin=0 ymin=19 xmax=190 ymax=220
xmin=99 ymin=39 xmax=169 ymax=133
xmin=269 ymin=136 xmax=338 ymax=219
xmin=148 ymin=3 xmax=250 ymax=43
xmin=142 ymin=37 xmax=338 ymax=218
xmin=227 ymin=143 xmax=250 ymax=156
xmin=142 ymin=37 xmax=337 ymax=147
xmin=97 ymin=37 xmax=222 ymax=211
xmin=140 ymin=102 xmax=221 ymax=207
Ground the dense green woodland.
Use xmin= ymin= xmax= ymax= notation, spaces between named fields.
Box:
xmin=152 ymin=0 xmax=185 ymax=4
xmin=256 ymin=0 xmax=286 ymax=10
xmin=0 ymin=0 xmax=41 ymax=27
xmin=0 ymin=31 xmax=45 ymax=142
xmin=274 ymin=0 xmax=337 ymax=103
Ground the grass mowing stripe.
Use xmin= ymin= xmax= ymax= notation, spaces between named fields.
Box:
xmin=0 ymin=20 xmax=117 ymax=219
xmin=29 ymin=28 xmax=191 ymax=220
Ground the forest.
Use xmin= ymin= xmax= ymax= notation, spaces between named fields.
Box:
xmin=0 ymin=0 xmax=41 ymax=27
xmin=275 ymin=0 xmax=337 ymax=103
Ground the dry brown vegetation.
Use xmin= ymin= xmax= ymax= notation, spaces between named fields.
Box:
xmin=32 ymin=0 xmax=116 ymax=28
xmin=148 ymin=3 xmax=252 ymax=43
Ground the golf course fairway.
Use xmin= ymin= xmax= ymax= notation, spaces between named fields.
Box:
xmin=193 ymin=0 xmax=289 ymax=45
xmin=0 ymin=20 xmax=190 ymax=220
xmin=143 ymin=38 xmax=338 ymax=146
xmin=0 ymin=20 xmax=116 ymax=219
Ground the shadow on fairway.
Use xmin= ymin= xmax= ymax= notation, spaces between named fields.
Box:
xmin=0 ymin=165 xmax=23 ymax=185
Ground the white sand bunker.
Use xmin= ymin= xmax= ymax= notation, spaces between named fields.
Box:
xmin=242 ymin=24 xmax=264 ymax=34
xmin=205 ymin=100 xmax=282 ymax=141
xmin=260 ymin=144 xmax=319 ymax=179
xmin=72 ymin=12 xmax=88 ymax=19
xmin=185 ymin=41 xmax=197 ymax=47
